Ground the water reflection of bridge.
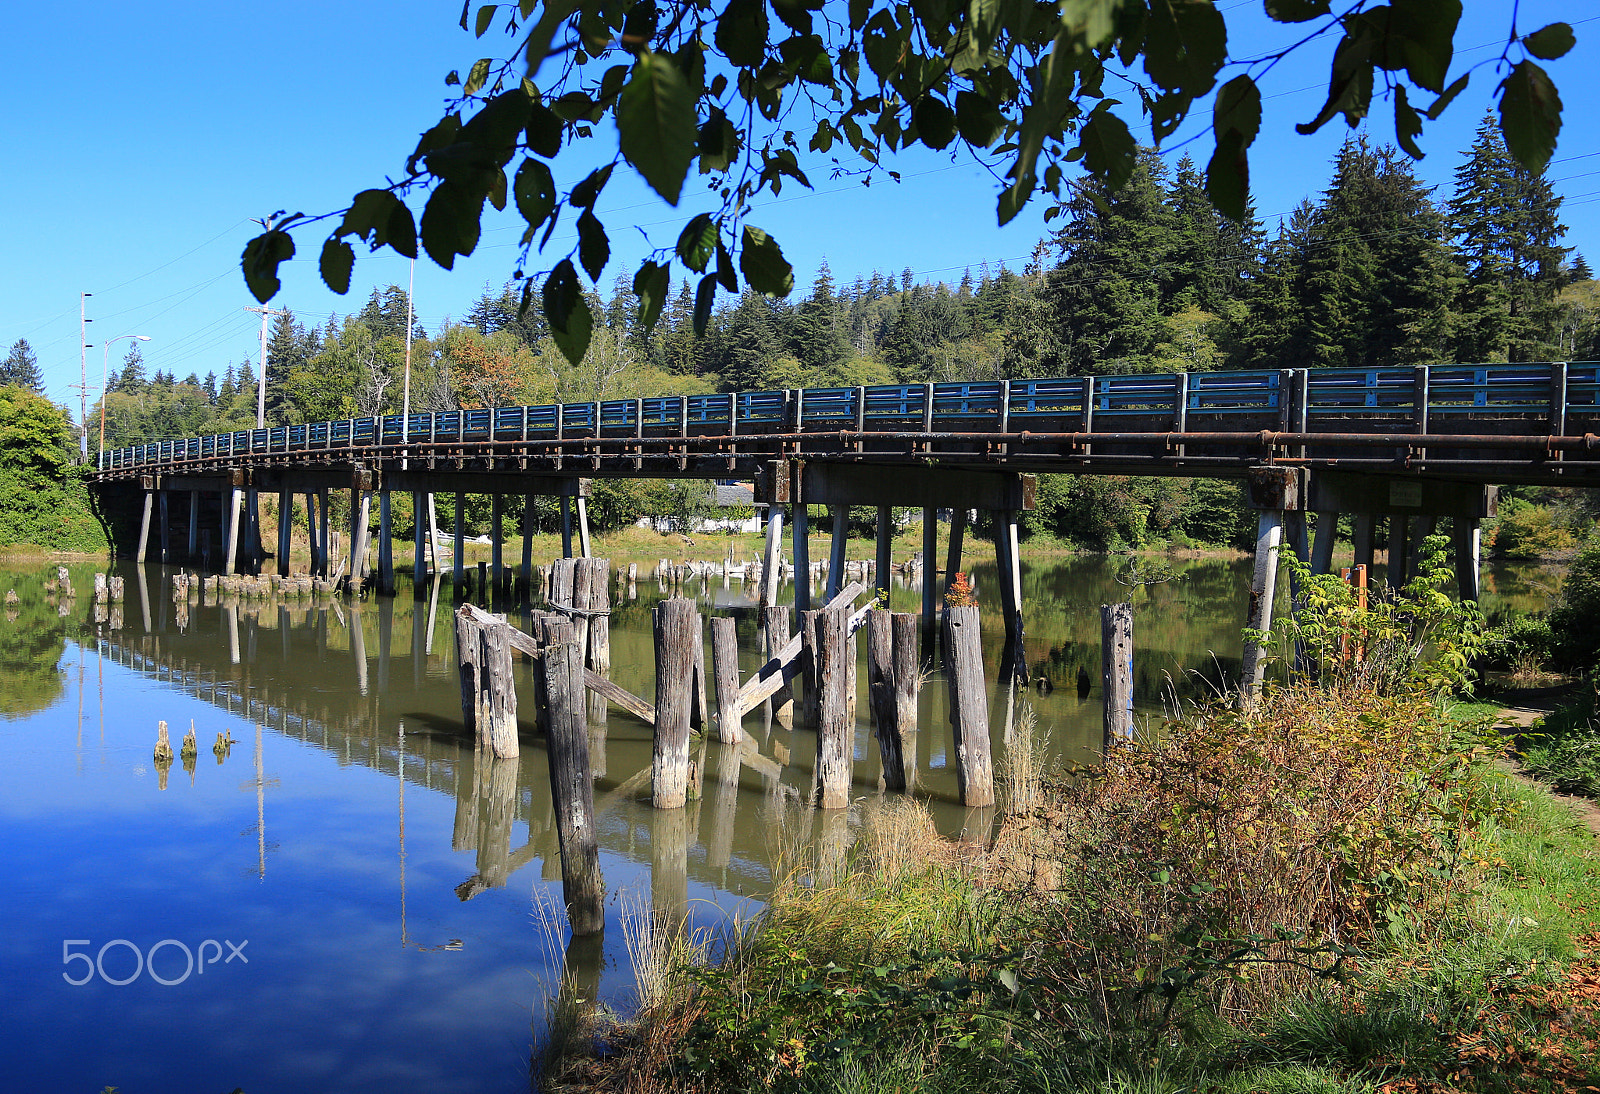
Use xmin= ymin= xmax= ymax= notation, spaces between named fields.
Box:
xmin=94 ymin=585 xmax=846 ymax=915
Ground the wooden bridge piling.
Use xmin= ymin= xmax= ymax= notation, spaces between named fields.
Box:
xmin=378 ymin=490 xmax=394 ymax=595
xmin=812 ymin=603 xmax=854 ymax=809
xmin=867 ymin=609 xmax=919 ymax=792
xmin=943 ymin=603 xmax=994 ymax=808
xmin=452 ymin=492 xmax=466 ymax=589
xmin=651 ymin=597 xmax=697 ymax=809
xmin=710 ymin=616 xmax=741 ymax=743
xmin=538 ymin=617 xmax=604 ymax=934
xmin=792 ymin=502 xmax=811 ymax=612
xmin=762 ymin=605 xmax=794 ymax=729
xmin=1101 ymin=602 xmax=1135 ymax=751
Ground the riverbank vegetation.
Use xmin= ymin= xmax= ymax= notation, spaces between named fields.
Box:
xmin=542 ymin=547 xmax=1600 ymax=1094
xmin=0 ymin=386 xmax=106 ymax=554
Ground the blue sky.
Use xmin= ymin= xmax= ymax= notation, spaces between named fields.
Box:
xmin=5 ymin=2 xmax=1598 ymax=425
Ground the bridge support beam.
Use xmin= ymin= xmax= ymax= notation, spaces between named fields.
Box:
xmin=576 ymin=496 xmax=592 ymax=559
xmin=826 ymin=505 xmax=847 ymax=601
xmin=491 ymin=492 xmax=504 ymax=592
xmin=520 ymin=494 xmax=535 ymax=596
xmin=1303 ymin=472 xmax=1496 ymax=596
xmin=762 ymin=505 xmax=785 ymax=610
xmin=188 ymin=490 xmax=199 ymax=562
xmin=793 ymin=502 xmax=811 ymax=612
xmin=994 ymin=509 xmax=1026 ymax=682
xmin=278 ymin=489 xmax=293 ymax=577
xmin=454 ymin=492 xmax=466 ymax=589
xmin=1453 ymin=520 xmax=1482 ymax=601
xmin=223 ymin=484 xmax=243 ymax=576
xmin=560 ymin=495 xmax=573 ymax=559
xmin=412 ymin=491 xmax=428 ymax=593
xmin=378 ymin=490 xmax=394 ymax=596
xmin=1240 ymin=467 xmax=1301 ymax=710
xmin=135 ymin=487 xmax=154 ymax=564
xmin=922 ymin=507 xmax=937 ymax=629
xmin=874 ymin=506 xmax=892 ymax=603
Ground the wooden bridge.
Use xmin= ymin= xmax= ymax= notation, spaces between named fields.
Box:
xmin=91 ymin=362 xmax=1600 ymax=698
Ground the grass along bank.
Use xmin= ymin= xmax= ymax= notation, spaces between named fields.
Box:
xmin=543 ymin=687 xmax=1600 ymax=1094
xmin=540 ymin=540 xmax=1600 ymax=1094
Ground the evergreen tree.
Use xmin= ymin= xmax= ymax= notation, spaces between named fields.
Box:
xmin=1297 ymin=138 xmax=1461 ymax=368
xmin=1042 ymin=149 xmax=1176 ymax=373
xmin=1166 ymin=155 xmax=1263 ymax=315
xmin=115 ymin=343 xmax=148 ymax=394
xmin=1447 ymin=115 xmax=1571 ymax=362
xmin=1 ymin=338 xmax=43 ymax=392
xmin=1237 ymin=204 xmax=1314 ymax=369
xmin=1570 ymin=253 xmax=1592 ymax=283
xmin=265 ymin=309 xmax=314 ymax=423
xmin=357 ymin=285 xmax=422 ymax=344
xmin=790 ymin=262 xmax=853 ymax=375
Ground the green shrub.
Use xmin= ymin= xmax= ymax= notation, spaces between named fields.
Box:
xmin=1549 ymin=538 xmax=1600 ymax=672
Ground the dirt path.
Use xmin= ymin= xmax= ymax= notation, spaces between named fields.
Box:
xmin=1493 ymin=683 xmax=1600 ymax=839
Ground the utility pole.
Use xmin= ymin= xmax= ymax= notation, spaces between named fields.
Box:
xmin=77 ymin=292 xmax=93 ymax=462
xmin=245 ymin=303 xmax=287 ymax=428
xmin=246 ymin=214 xmax=287 ymax=429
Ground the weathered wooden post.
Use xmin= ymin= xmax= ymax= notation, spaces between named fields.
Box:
xmin=1100 ymin=602 xmax=1134 ymax=751
xmin=583 ymin=558 xmax=612 ymax=724
xmin=691 ymin=606 xmax=709 ymax=732
xmin=813 ymin=604 xmax=854 ymax=809
xmin=478 ymin=614 xmax=519 ymax=758
xmin=798 ymin=609 xmax=821 ymax=726
xmin=868 ymin=609 xmax=920 ymax=790
xmin=762 ymin=605 xmax=794 ymax=729
xmin=455 ymin=605 xmax=482 ymax=738
xmin=866 ymin=609 xmax=907 ymax=791
xmin=943 ymin=603 xmax=994 ymax=807
xmin=539 ymin=617 xmax=604 ymax=934
xmin=710 ymin=616 xmax=742 ymax=743
xmin=651 ymin=597 xmax=696 ymax=809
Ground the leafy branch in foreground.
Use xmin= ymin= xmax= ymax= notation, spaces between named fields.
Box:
xmin=243 ymin=1 xmax=1575 ymax=365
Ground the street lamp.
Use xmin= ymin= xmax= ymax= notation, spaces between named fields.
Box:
xmin=99 ymin=334 xmax=151 ymax=466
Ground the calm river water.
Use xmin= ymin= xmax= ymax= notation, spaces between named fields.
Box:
xmin=0 ymin=551 xmax=1556 ymax=1093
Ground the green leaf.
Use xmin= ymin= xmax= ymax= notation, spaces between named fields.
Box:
xmin=692 ymin=273 xmax=716 ymax=336
xmin=739 ymin=225 xmax=793 ymax=296
xmin=676 ymin=213 xmax=718 ymax=272
xmin=1425 ymin=71 xmax=1469 ymax=120
xmin=576 ymin=209 xmax=609 ymax=281
xmin=1498 ymin=60 xmax=1562 ymax=172
xmin=1077 ymin=108 xmax=1136 ymax=193
xmin=914 ymin=95 xmax=957 ymax=150
xmin=1390 ymin=0 xmax=1458 ymax=94
xmin=475 ymin=5 xmax=495 ymax=38
xmin=715 ymin=0 xmax=768 ymax=68
xmin=241 ymin=229 xmax=295 ymax=303
xmin=338 ymin=189 xmax=418 ymax=259
xmin=419 ymin=178 xmax=483 ymax=269
xmin=542 ymin=258 xmax=593 ymax=365
xmin=955 ymin=90 xmax=1005 ymax=147
xmin=1142 ymin=0 xmax=1226 ymax=96
xmin=525 ymin=103 xmax=563 ymax=157
xmin=513 ymin=159 xmax=556 ymax=228
xmin=1263 ymin=0 xmax=1330 ymax=22
xmin=1205 ymin=132 xmax=1249 ymax=222
xmin=1297 ymin=24 xmax=1375 ymax=134
xmin=1393 ymin=85 xmax=1424 ymax=159
xmin=464 ymin=58 xmax=492 ymax=96
xmin=1524 ymin=22 xmax=1575 ymax=61
xmin=618 ymin=51 xmax=697 ymax=205
xmin=408 ymin=114 xmax=462 ymax=174
xmin=319 ymin=237 xmax=354 ymax=294
xmin=632 ymin=260 xmax=671 ymax=330
xmin=715 ymin=237 xmax=737 ymax=292
xmin=1212 ymin=74 xmax=1260 ymax=144
xmin=569 ymin=163 xmax=613 ymax=208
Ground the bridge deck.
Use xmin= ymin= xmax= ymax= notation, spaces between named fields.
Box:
xmin=95 ymin=364 xmax=1600 ymax=487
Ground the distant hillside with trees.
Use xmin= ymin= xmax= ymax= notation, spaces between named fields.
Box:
xmin=18 ymin=122 xmax=1596 ymax=554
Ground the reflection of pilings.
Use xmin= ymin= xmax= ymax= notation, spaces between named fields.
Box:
xmin=540 ymin=618 xmax=604 ymax=934
xmin=457 ymin=752 xmax=519 ymax=898
xmin=351 ymin=605 xmax=368 ymax=696
xmin=651 ymin=806 xmax=689 ymax=926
